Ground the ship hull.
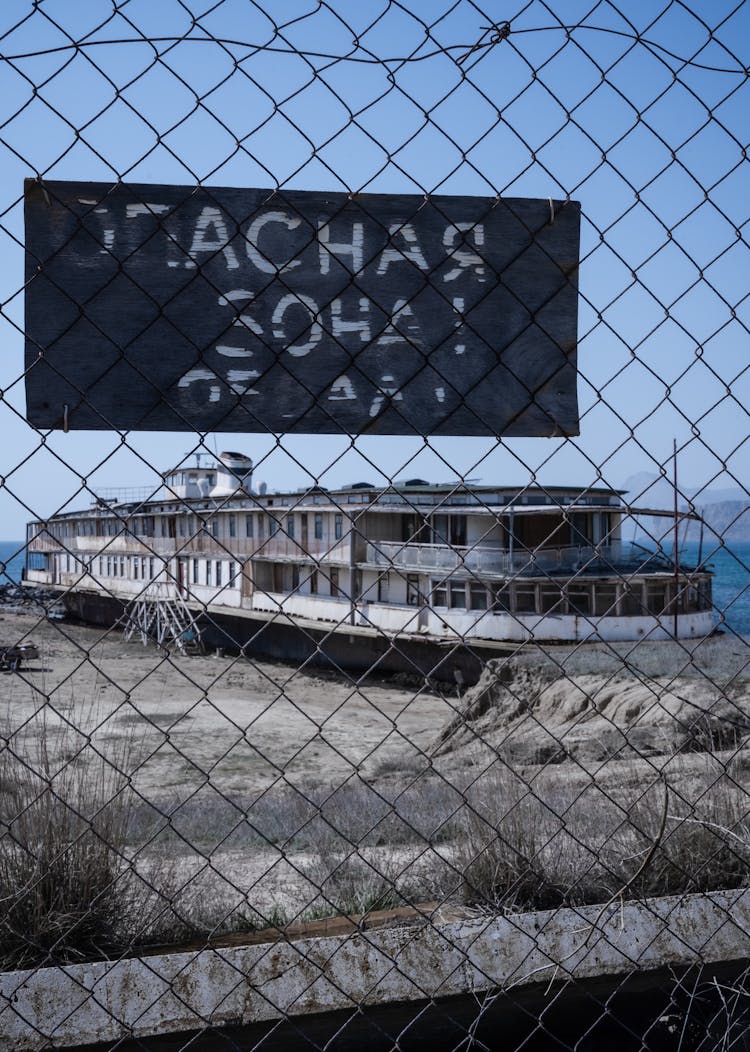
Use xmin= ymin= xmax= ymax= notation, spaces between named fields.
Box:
xmin=58 ymin=586 xmax=504 ymax=685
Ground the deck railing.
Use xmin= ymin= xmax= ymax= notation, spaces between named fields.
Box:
xmin=362 ymin=540 xmax=675 ymax=576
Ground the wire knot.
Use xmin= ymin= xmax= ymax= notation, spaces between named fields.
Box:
xmin=457 ymin=21 xmax=510 ymax=66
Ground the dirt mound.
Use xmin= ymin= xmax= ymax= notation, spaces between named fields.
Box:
xmin=431 ymin=661 xmax=750 ymax=764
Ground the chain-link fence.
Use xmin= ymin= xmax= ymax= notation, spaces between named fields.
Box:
xmin=1 ymin=1 xmax=750 ymax=1049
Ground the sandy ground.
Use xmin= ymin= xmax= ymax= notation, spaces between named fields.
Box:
xmin=0 ymin=611 xmax=454 ymax=803
xmin=4 ymin=609 xmax=750 ymax=929
xmin=0 ymin=610 xmax=463 ymax=923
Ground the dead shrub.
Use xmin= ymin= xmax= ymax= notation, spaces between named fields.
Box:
xmin=452 ymin=760 xmax=750 ymax=913
xmin=0 ymin=706 xmax=168 ymax=969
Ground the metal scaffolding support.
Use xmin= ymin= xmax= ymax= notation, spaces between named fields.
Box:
xmin=123 ymin=585 xmax=203 ymax=654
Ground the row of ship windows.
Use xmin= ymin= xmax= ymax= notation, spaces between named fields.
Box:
xmin=90 ymin=556 xmax=240 ymax=588
xmin=93 ymin=557 xmax=339 ymax=594
xmin=427 ymin=578 xmax=712 ymax=616
xmin=60 ymin=555 xmax=339 ymax=596
xmin=51 ymin=553 xmax=253 ymax=592
xmin=42 ymin=512 xmax=346 ymax=541
xmin=46 ymin=553 xmax=711 ymax=618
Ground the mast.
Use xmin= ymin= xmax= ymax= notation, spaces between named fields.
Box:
xmin=673 ymin=439 xmax=679 ymax=640
xmin=698 ymin=508 xmax=704 ymax=568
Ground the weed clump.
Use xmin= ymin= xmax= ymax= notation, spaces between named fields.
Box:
xmin=0 ymin=706 xmax=167 ymax=970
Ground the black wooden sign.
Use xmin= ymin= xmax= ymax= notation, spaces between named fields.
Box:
xmin=24 ymin=180 xmax=580 ymax=436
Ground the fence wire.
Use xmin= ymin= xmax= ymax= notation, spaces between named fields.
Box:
xmin=1 ymin=1 xmax=750 ymax=1049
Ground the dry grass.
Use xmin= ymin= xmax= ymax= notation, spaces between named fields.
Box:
xmin=132 ymin=774 xmax=464 ymax=857
xmin=298 ymin=848 xmax=408 ymax=921
xmin=0 ymin=705 xmax=177 ymax=969
xmin=3 ymin=695 xmax=750 ymax=969
xmin=452 ymin=760 xmax=750 ymax=912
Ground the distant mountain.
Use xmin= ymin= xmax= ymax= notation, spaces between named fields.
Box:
xmin=683 ymin=502 xmax=750 ymax=544
xmin=621 ymin=472 xmax=749 ymax=510
xmin=621 ymin=472 xmax=750 ymax=544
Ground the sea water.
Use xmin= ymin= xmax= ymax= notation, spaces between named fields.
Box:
xmin=682 ymin=540 xmax=750 ymax=637
xmin=0 ymin=541 xmax=26 ymax=586
xmin=1 ymin=539 xmax=749 ymax=635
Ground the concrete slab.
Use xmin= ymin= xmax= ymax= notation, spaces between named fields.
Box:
xmin=2 ymin=888 xmax=749 ymax=1050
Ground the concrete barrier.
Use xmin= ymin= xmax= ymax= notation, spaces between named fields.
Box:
xmin=2 ymin=888 xmax=749 ymax=1050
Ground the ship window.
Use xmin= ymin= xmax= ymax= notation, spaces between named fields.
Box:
xmin=133 ymin=559 xmax=139 ymax=580
xmin=432 ymin=580 xmax=447 ymax=607
xmin=310 ymin=569 xmax=318 ymax=595
xmin=668 ymin=586 xmax=686 ymax=615
xmin=209 ymin=519 xmax=218 ymax=539
xmin=620 ymin=582 xmax=643 ymax=616
xmin=120 ymin=557 xmax=125 ymax=577
xmin=206 ymin=561 xmax=212 ymax=586
xmin=330 ymin=568 xmax=339 ymax=597
xmin=567 ymin=585 xmax=591 ymax=616
xmin=229 ymin=514 xmax=236 ymax=538
xmin=334 ymin=513 xmax=343 ymax=540
xmin=245 ymin=514 xmax=254 ymax=538
xmin=378 ymin=573 xmax=390 ymax=603
xmin=207 ymin=474 xmax=216 ymax=486
xmin=698 ymin=579 xmax=712 ymax=611
xmin=469 ymin=583 xmax=488 ymax=610
xmin=493 ymin=586 xmax=511 ymax=612
xmin=432 ymin=515 xmax=449 ymax=544
xmin=257 ymin=515 xmax=264 ymax=538
xmin=287 ymin=515 xmax=295 ymax=540
xmin=228 ymin=561 xmax=236 ymax=584
xmin=292 ymin=565 xmax=300 ymax=590
xmin=450 ymin=516 xmax=467 ymax=547
xmin=593 ymin=584 xmax=618 ymax=616
xmin=449 ymin=581 xmax=466 ymax=609
xmin=193 ymin=559 xmax=199 ymax=584
xmin=514 ymin=585 xmax=537 ymax=613
xmin=540 ymin=586 xmax=563 ymax=613
xmin=570 ymin=513 xmax=591 ymax=546
xmin=646 ymin=582 xmax=668 ymax=616
xmin=269 ymin=516 xmax=279 ymax=537
xmin=702 ymin=579 xmax=712 ymax=610
xmin=216 ymin=561 xmax=222 ymax=586
xmin=407 ymin=574 xmax=420 ymax=606
xmin=314 ymin=513 xmax=323 ymax=540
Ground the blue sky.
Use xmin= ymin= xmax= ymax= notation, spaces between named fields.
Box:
xmin=0 ymin=0 xmax=748 ymax=536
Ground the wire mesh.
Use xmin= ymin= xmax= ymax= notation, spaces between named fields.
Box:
xmin=1 ymin=1 xmax=749 ymax=1049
